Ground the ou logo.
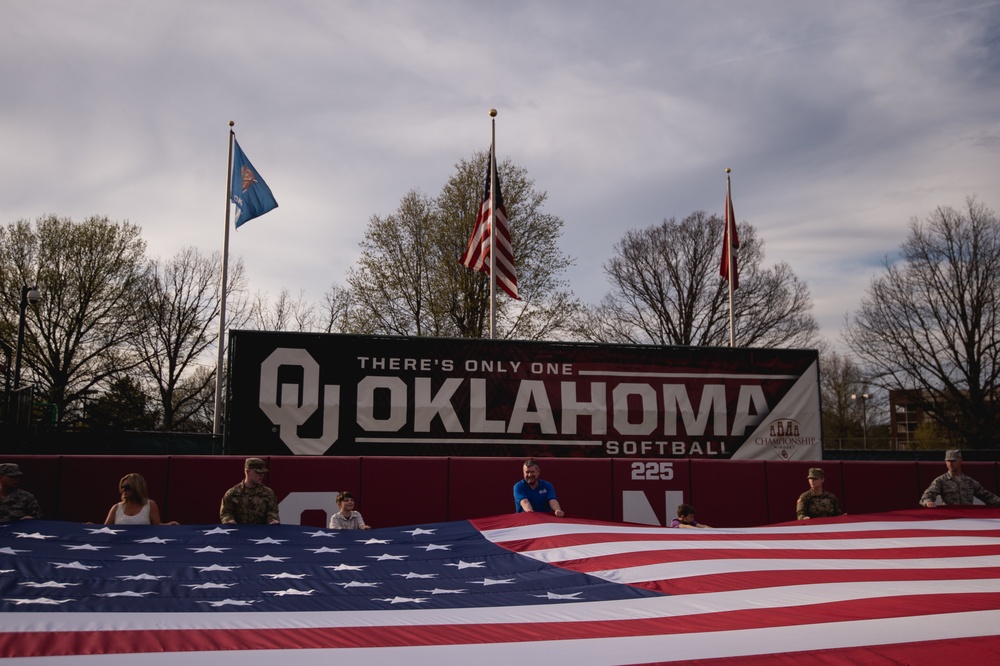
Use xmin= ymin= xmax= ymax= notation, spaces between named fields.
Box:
xmin=259 ymin=348 xmax=340 ymax=455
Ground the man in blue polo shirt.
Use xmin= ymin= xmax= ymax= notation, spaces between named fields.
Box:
xmin=513 ymin=458 xmax=564 ymax=517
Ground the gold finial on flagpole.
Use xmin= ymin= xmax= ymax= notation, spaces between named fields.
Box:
xmin=229 ymin=120 xmax=235 ymax=127
xmin=489 ymin=108 xmax=497 ymax=117
xmin=725 ymin=167 xmax=731 ymax=173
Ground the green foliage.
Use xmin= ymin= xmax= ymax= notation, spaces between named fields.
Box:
xmin=912 ymin=420 xmax=951 ymax=451
xmin=85 ymin=376 xmax=160 ymax=431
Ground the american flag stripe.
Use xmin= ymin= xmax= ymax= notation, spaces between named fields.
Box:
xmin=590 ymin=554 xmax=1000 ymax=583
xmin=631 ymin=567 xmax=1000 ymax=595
xmin=514 ymin=536 xmax=1000 ymax=557
xmin=10 ymin=593 xmax=1000 ymax=657
xmin=12 ymin=611 xmax=1000 ymax=664
xmin=3 ymin=509 xmax=999 ymax=663
xmin=479 ymin=514 xmax=1000 ymax=538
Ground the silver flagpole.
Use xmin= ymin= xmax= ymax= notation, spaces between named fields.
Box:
xmin=726 ymin=168 xmax=736 ymax=348
xmin=488 ymin=108 xmax=497 ymax=340
xmin=213 ymin=122 xmax=235 ymax=437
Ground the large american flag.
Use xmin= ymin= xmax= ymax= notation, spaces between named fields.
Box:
xmin=2 ymin=508 xmax=999 ymax=664
xmin=458 ymin=144 xmax=519 ymax=300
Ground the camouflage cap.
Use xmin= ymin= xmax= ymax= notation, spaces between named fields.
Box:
xmin=0 ymin=463 xmax=23 ymax=476
xmin=244 ymin=457 xmax=268 ymax=473
xmin=945 ymin=450 xmax=962 ymax=461
xmin=807 ymin=467 xmax=825 ymax=479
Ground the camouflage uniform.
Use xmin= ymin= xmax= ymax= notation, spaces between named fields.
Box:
xmin=219 ymin=482 xmax=279 ymax=524
xmin=919 ymin=473 xmax=1000 ymax=507
xmin=796 ymin=490 xmax=841 ymax=520
xmin=0 ymin=489 xmax=43 ymax=523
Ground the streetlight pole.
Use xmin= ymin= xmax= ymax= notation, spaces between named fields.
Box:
xmin=851 ymin=392 xmax=869 ymax=449
xmin=13 ymin=284 xmax=41 ymax=391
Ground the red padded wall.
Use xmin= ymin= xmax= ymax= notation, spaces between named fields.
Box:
xmin=612 ymin=458 xmax=692 ymax=526
xmin=916 ymin=461 xmax=941 ymax=501
xmin=13 ymin=455 xmax=997 ymax=528
xmin=690 ymin=459 xmax=769 ymax=527
xmin=447 ymin=457 xmax=522 ymax=521
xmin=166 ymin=455 xmax=251 ymax=525
xmin=360 ymin=456 xmax=449 ymax=528
xmin=961 ymin=462 xmax=999 ymax=495
xmin=536 ymin=458 xmax=614 ymax=521
xmin=56 ymin=455 xmax=170 ymax=523
xmin=841 ymin=461 xmax=920 ymax=513
xmin=1 ymin=455 xmax=60 ymax=521
xmin=765 ymin=461 xmax=844 ymax=524
xmin=267 ymin=456 xmax=361 ymax=527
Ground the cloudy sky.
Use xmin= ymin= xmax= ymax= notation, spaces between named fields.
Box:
xmin=2 ymin=1 xmax=998 ymax=350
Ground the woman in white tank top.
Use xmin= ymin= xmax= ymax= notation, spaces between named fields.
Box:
xmin=113 ymin=501 xmax=151 ymax=524
xmin=103 ymin=472 xmax=175 ymax=525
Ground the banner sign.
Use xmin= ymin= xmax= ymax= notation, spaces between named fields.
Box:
xmin=226 ymin=331 xmax=822 ymax=459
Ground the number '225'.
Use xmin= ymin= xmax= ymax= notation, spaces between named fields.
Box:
xmin=631 ymin=461 xmax=674 ymax=480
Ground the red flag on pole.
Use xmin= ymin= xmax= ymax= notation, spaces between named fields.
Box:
xmin=720 ymin=186 xmax=739 ymax=290
xmin=459 ymin=146 xmax=519 ymax=300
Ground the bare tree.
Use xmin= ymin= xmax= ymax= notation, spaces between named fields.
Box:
xmin=168 ymin=366 xmax=216 ymax=432
xmin=346 ymin=151 xmax=580 ymax=340
xmin=321 ymin=282 xmax=355 ymax=334
xmin=583 ymin=212 xmax=817 ymax=347
xmin=844 ymin=197 xmax=1000 ymax=449
xmin=133 ymin=247 xmax=246 ymax=431
xmin=0 ymin=215 xmax=148 ymax=424
xmin=249 ymin=288 xmax=317 ymax=332
xmin=819 ymin=347 xmax=871 ymax=449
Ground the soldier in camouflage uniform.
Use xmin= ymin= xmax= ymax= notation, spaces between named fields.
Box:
xmin=920 ymin=450 xmax=1000 ymax=507
xmin=219 ymin=458 xmax=280 ymax=524
xmin=796 ymin=467 xmax=842 ymax=520
xmin=0 ymin=463 xmax=43 ymax=522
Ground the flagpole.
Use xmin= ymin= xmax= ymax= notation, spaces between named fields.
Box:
xmin=488 ymin=108 xmax=498 ymax=340
xmin=725 ymin=168 xmax=736 ymax=348
xmin=213 ymin=122 xmax=236 ymax=437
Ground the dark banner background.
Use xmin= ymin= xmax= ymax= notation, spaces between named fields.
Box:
xmin=226 ymin=331 xmax=818 ymax=458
